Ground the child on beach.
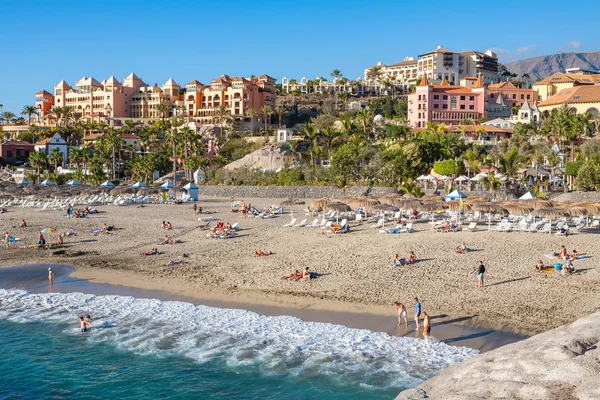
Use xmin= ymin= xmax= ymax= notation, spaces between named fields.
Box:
xmin=19 ymin=219 xmax=27 ymax=228
xmin=456 ymin=243 xmax=467 ymax=254
xmin=80 ymin=316 xmax=92 ymax=332
xmin=423 ymin=312 xmax=431 ymax=339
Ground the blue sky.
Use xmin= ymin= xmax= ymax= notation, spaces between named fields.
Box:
xmin=0 ymin=0 xmax=598 ymax=114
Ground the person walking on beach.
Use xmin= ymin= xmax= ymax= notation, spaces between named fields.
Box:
xmin=477 ymin=260 xmax=485 ymax=288
xmin=192 ymin=202 xmax=197 ymax=214
xmin=395 ymin=302 xmax=408 ymax=326
xmin=423 ymin=312 xmax=431 ymax=340
xmin=414 ymin=297 xmax=422 ymax=329
xmin=79 ymin=316 xmax=92 ymax=332
xmin=48 ymin=267 xmax=54 ymax=284
xmin=4 ymin=231 xmax=10 ymax=249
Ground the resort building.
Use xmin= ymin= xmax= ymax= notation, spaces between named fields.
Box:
xmin=486 ymin=81 xmax=537 ymax=113
xmin=408 ymin=75 xmax=486 ymax=128
xmin=0 ymin=140 xmax=34 ymax=164
xmin=532 ymin=72 xmax=600 ymax=102
xmin=81 ymin=133 xmax=142 ymax=151
xmin=280 ymin=76 xmax=367 ymax=96
xmin=537 ymin=85 xmax=600 ymax=117
xmin=364 ymin=46 xmax=502 ymax=92
xmin=36 ymin=73 xmax=277 ymax=128
xmin=34 ymin=133 xmax=69 ymax=165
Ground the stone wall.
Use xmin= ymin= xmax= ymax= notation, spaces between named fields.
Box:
xmin=197 ymin=185 xmax=398 ymax=199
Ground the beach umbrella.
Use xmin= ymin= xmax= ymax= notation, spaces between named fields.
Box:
xmin=421 ymin=194 xmax=445 ymax=205
xmin=66 ymin=179 xmax=81 ymax=186
xmin=16 ymin=178 xmax=31 ymax=185
xmin=548 ymin=176 xmax=564 ymax=183
xmin=471 ymin=203 xmax=508 ymax=231
xmin=454 ymin=175 xmax=470 ymax=183
xmin=349 ymin=197 xmax=380 ymax=209
xmin=498 ymin=201 xmax=532 ymax=215
xmin=40 ymin=179 xmax=55 ymax=187
xmin=445 ymin=189 xmax=467 ymax=202
xmin=370 ymin=203 xmax=399 ymax=212
xmin=131 ymin=181 xmax=147 ymax=189
xmin=437 ymin=175 xmax=452 ymax=181
xmin=519 ymin=198 xmax=553 ymax=209
xmin=415 ymin=175 xmax=428 ymax=181
xmin=323 ymin=202 xmax=352 ymax=213
xmin=532 ymin=207 xmax=569 ymax=234
xmin=308 ymin=198 xmax=332 ymax=212
xmin=40 ymin=227 xmax=56 ymax=233
xmin=418 ymin=201 xmax=447 ymax=226
xmin=100 ymin=180 xmax=115 ymax=188
xmin=160 ymin=180 xmax=174 ymax=190
xmin=395 ymin=198 xmax=422 ymax=210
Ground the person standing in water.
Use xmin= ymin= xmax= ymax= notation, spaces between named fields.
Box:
xmin=394 ymin=302 xmax=408 ymax=326
xmin=48 ymin=267 xmax=55 ymax=284
xmin=80 ymin=316 xmax=92 ymax=332
xmin=4 ymin=231 xmax=10 ymax=249
xmin=423 ymin=312 xmax=431 ymax=339
xmin=414 ymin=297 xmax=422 ymax=329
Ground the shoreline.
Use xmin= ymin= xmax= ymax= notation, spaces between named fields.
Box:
xmin=0 ymin=263 xmax=526 ymax=352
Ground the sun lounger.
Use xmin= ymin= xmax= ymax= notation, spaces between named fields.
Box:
xmin=404 ymin=223 xmax=414 ymax=233
xmin=463 ymin=222 xmax=478 ymax=232
xmin=372 ymin=218 xmax=385 ymax=229
xmin=524 ymin=222 xmax=541 ymax=232
xmin=498 ymin=222 xmax=513 ymax=232
xmin=294 ymin=219 xmax=308 ymax=227
xmin=570 ymin=223 xmax=584 ymax=233
xmin=231 ymin=223 xmax=239 ymax=231
xmin=309 ymin=218 xmax=319 ymax=228
xmin=325 ymin=221 xmax=333 ymax=229
xmin=537 ymin=223 xmax=551 ymax=234
xmin=283 ymin=218 xmax=296 ymax=227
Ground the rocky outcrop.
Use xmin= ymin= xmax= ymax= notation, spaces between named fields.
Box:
xmin=396 ymin=312 xmax=600 ymax=400
xmin=224 ymin=144 xmax=287 ymax=171
xmin=197 ymin=185 xmax=397 ymax=199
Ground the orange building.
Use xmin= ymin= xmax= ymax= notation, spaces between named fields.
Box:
xmin=35 ymin=90 xmax=55 ymax=124
xmin=485 ymin=81 xmax=537 ymax=112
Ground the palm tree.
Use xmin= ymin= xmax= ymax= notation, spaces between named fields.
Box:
xmin=301 ymin=123 xmax=320 ymax=164
xmin=155 ymin=103 xmax=168 ymax=129
xmin=48 ymin=106 xmax=62 ymax=127
xmin=276 ymin=106 xmax=286 ymax=128
xmin=330 ymin=69 xmax=343 ymax=110
xmin=482 ymin=172 xmax=502 ymax=199
xmin=28 ymin=151 xmax=47 ymax=182
xmin=104 ymin=129 xmax=124 ymax=179
xmin=246 ymin=108 xmax=258 ymax=134
xmin=21 ymin=105 xmax=38 ymax=125
xmin=261 ymin=105 xmax=273 ymax=133
xmin=49 ymin=147 xmax=64 ymax=170
xmin=214 ymin=105 xmax=230 ymax=138
xmin=165 ymin=126 xmax=179 ymax=185
xmin=61 ymin=107 xmax=74 ymax=127
xmin=1 ymin=111 xmax=16 ymax=125
xmin=400 ymin=179 xmax=424 ymax=198
xmin=321 ymin=126 xmax=341 ymax=159
xmin=340 ymin=115 xmax=354 ymax=136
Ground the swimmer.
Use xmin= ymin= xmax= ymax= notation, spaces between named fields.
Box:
xmin=80 ymin=316 xmax=92 ymax=332
xmin=423 ymin=312 xmax=431 ymax=339
xmin=394 ymin=302 xmax=408 ymax=326
xmin=48 ymin=267 xmax=55 ymax=283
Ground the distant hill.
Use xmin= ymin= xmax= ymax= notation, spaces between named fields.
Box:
xmin=504 ymin=52 xmax=600 ymax=80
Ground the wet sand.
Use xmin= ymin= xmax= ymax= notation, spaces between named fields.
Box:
xmin=0 ymin=264 xmax=524 ymax=352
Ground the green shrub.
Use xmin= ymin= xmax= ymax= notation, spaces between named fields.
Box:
xmin=433 ymin=160 xmax=465 ymax=176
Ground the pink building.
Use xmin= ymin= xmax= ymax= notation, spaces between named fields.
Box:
xmin=408 ymin=75 xmax=486 ymax=127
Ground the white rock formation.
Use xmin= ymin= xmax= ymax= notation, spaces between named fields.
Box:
xmin=397 ymin=312 xmax=600 ymax=400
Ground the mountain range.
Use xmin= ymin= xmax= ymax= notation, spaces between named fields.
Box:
xmin=504 ymin=52 xmax=600 ymax=80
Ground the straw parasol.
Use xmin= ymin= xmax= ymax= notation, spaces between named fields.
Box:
xmin=370 ymin=203 xmax=399 ymax=212
xmin=532 ymin=207 xmax=569 ymax=234
xmin=323 ymin=202 xmax=352 ymax=212
xmin=379 ymin=193 xmax=404 ymax=206
xmin=421 ymin=194 xmax=445 ymax=204
xmin=471 ymin=203 xmax=508 ymax=230
xmin=463 ymin=196 xmax=488 ymax=205
xmin=446 ymin=200 xmax=472 ymax=212
xmin=349 ymin=197 xmax=381 ymax=209
xmin=518 ymin=198 xmax=553 ymax=209
xmin=309 ymin=198 xmax=332 ymax=212
xmin=497 ymin=201 xmax=532 ymax=215
xmin=395 ymin=198 xmax=422 ymax=210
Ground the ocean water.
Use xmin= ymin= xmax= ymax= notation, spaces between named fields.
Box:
xmin=0 ymin=289 xmax=477 ymax=399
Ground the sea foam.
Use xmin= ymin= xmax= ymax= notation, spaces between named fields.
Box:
xmin=0 ymin=289 xmax=477 ymax=389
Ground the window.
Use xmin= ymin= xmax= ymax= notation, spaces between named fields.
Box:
xmin=527 ymin=95 xmax=531 ymax=99
xmin=512 ymin=94 xmax=516 ymax=99
xmin=460 ymin=96 xmax=465 ymax=101
xmin=521 ymin=94 xmax=524 ymax=99
xmin=434 ymin=104 xmax=439 ymax=109
xmin=460 ymin=105 xmax=466 ymax=110
xmin=490 ymin=93 xmax=495 ymax=98
xmin=418 ymin=95 xmax=421 ymax=100
xmin=6 ymin=150 xmax=12 ymax=158
xmin=442 ymin=104 xmax=448 ymax=109
xmin=469 ymin=96 xmax=474 ymax=101
xmin=450 ymin=96 xmax=457 ymax=109
xmin=433 ymin=95 xmax=439 ymax=100
xmin=443 ymin=95 xmax=448 ymax=100
xmin=469 ymin=105 xmax=475 ymax=110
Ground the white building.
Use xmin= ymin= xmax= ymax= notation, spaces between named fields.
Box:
xmin=34 ymin=133 xmax=69 ymax=165
xmin=481 ymin=118 xmax=516 ymax=129
xmin=509 ymin=101 xmax=541 ymax=125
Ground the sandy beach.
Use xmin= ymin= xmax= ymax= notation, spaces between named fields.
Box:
xmin=1 ymin=195 xmax=600 ymax=336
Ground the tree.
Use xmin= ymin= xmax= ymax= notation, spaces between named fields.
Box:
xmin=321 ymin=126 xmax=341 ymax=159
xmin=400 ymin=179 xmax=424 ymax=198
xmin=261 ymin=105 xmax=273 ymax=133
xmin=482 ymin=172 xmax=502 ymax=198
xmin=165 ymin=126 xmax=179 ymax=185
xmin=574 ymin=160 xmax=600 ymax=191
xmin=214 ymin=105 xmax=230 ymax=137
xmin=246 ymin=108 xmax=258 ymax=134
xmin=21 ymin=105 xmax=38 ymax=125
xmin=276 ymin=106 xmax=286 ymax=128
xmin=1 ymin=111 xmax=16 ymax=125
xmin=433 ymin=160 xmax=465 ymax=176
xmin=499 ymin=145 xmax=521 ymax=178
xmin=330 ymin=69 xmax=343 ymax=111
xmin=49 ymin=147 xmax=64 ymax=171
xmin=28 ymin=151 xmax=47 ymax=181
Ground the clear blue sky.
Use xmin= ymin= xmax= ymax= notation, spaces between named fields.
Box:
xmin=1 ymin=0 xmax=597 ymax=114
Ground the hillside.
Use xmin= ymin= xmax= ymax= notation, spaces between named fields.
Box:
xmin=505 ymin=52 xmax=600 ymax=79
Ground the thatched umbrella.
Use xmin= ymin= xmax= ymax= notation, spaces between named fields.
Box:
xmin=419 ymin=201 xmax=447 ymax=226
xmin=471 ymin=203 xmax=508 ymax=231
xmin=498 ymin=201 xmax=532 ymax=216
xmin=379 ymin=193 xmax=403 ymax=206
xmin=421 ymin=194 xmax=445 ymax=204
xmin=323 ymin=202 xmax=352 ymax=213
xmin=518 ymin=198 xmax=553 ymax=209
xmin=463 ymin=196 xmax=488 ymax=205
xmin=395 ymin=198 xmax=422 ymax=210
xmin=349 ymin=197 xmax=380 ymax=209
xmin=532 ymin=207 xmax=569 ymax=234
xmin=371 ymin=203 xmax=399 ymax=212
xmin=309 ymin=198 xmax=332 ymax=212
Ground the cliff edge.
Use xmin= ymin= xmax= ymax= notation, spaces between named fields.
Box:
xmin=397 ymin=312 xmax=600 ymax=400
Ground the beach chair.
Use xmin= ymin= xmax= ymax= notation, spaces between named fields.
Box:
xmin=590 ymin=220 xmax=600 ymax=229
xmin=283 ymin=218 xmax=296 ymax=227
xmin=309 ymin=218 xmax=319 ymax=228
xmin=340 ymin=219 xmax=348 ymax=228
xmin=515 ymin=220 xmax=528 ymax=232
xmin=319 ymin=218 xmax=328 ymax=228
xmin=231 ymin=223 xmax=239 ymax=231
xmin=355 ymin=213 xmax=363 ymax=223
xmin=372 ymin=218 xmax=385 ymax=229
xmin=570 ymin=223 xmax=584 ymax=233
xmin=294 ymin=219 xmax=308 ymax=227
xmin=492 ymin=221 xmax=507 ymax=231
xmin=325 ymin=221 xmax=333 ymax=229
xmin=555 ymin=221 xmax=565 ymax=230
xmin=463 ymin=222 xmax=478 ymax=232
xmin=525 ymin=222 xmax=541 ymax=232
xmin=393 ymin=211 xmax=401 ymax=220
xmin=404 ymin=223 xmax=414 ymax=233
xmin=498 ymin=222 xmax=513 ymax=232
xmin=537 ymin=223 xmax=551 ymax=234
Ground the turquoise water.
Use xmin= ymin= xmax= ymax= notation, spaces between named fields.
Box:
xmin=0 ymin=290 xmax=477 ymax=399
